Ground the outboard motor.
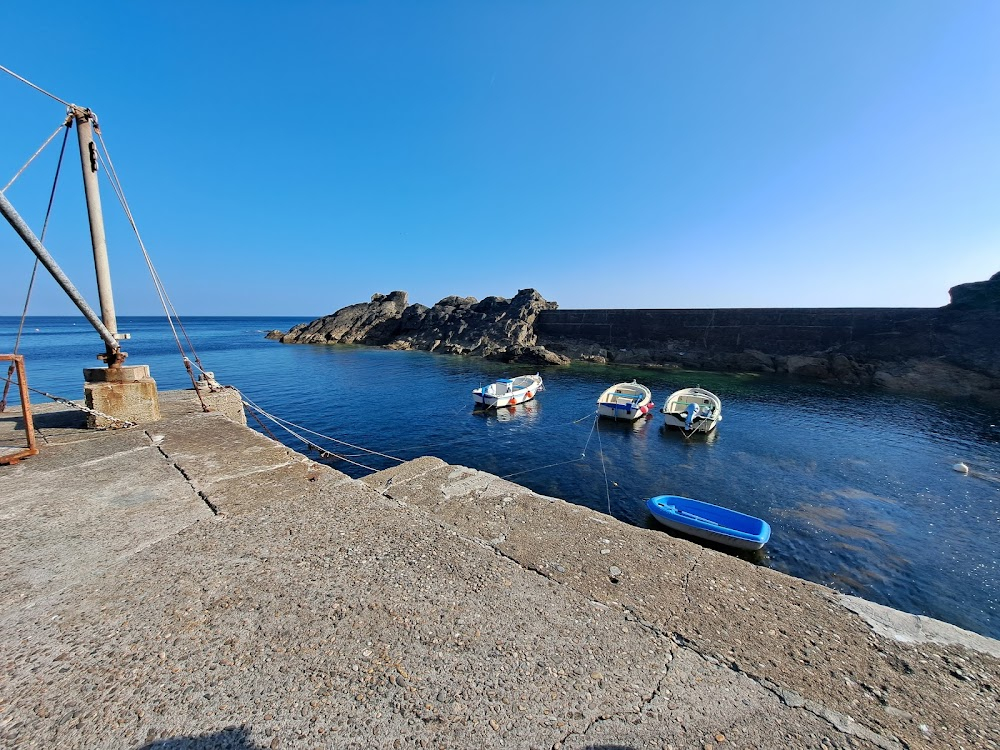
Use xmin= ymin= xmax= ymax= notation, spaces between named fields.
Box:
xmin=684 ymin=402 xmax=699 ymax=430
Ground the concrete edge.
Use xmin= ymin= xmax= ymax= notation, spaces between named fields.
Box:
xmin=839 ymin=594 xmax=1000 ymax=659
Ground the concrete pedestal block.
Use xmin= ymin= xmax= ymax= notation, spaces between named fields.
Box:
xmin=83 ymin=365 xmax=161 ymax=429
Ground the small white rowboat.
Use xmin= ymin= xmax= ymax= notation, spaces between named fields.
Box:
xmin=473 ymin=373 xmax=543 ymax=408
xmin=661 ymin=387 xmax=722 ymax=434
xmin=597 ymin=380 xmax=654 ymax=420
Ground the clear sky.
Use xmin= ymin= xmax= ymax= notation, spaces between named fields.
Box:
xmin=1 ymin=1 xmax=997 ymax=317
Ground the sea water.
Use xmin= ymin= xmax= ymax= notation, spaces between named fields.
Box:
xmin=3 ymin=315 xmax=999 ymax=639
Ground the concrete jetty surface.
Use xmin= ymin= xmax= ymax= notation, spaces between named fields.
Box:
xmin=1 ymin=391 xmax=997 ymax=749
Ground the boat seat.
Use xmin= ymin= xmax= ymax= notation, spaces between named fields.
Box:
xmin=610 ymin=392 xmax=640 ymax=400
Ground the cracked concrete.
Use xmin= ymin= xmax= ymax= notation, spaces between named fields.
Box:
xmin=363 ymin=456 xmax=1000 ymax=750
xmin=2 ymin=391 xmax=997 ymax=749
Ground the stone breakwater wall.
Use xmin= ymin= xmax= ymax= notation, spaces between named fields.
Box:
xmin=536 ymin=305 xmax=1000 ymax=385
xmin=535 ymin=274 xmax=1000 ymax=404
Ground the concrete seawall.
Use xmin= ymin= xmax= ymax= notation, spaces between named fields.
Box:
xmin=537 ymin=308 xmax=946 ymax=356
xmin=2 ymin=391 xmax=997 ymax=749
xmin=537 ymin=306 xmax=1000 ymax=402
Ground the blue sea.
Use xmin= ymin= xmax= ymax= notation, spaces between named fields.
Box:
xmin=3 ymin=315 xmax=999 ymax=640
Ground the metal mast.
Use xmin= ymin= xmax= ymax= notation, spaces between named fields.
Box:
xmin=71 ymin=105 xmax=128 ymax=367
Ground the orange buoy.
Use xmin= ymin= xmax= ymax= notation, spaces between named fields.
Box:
xmin=509 ymin=398 xmax=516 ymax=405
xmin=526 ymin=391 xmax=532 ymax=399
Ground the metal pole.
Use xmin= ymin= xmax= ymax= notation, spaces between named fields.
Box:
xmin=72 ymin=106 xmax=121 ymax=365
xmin=0 ymin=190 xmax=121 ymax=353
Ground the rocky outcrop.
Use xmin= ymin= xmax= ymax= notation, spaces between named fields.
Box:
xmin=947 ymin=271 xmax=1000 ymax=310
xmin=272 ymin=289 xmax=570 ymax=365
xmin=276 ymin=291 xmax=410 ymax=345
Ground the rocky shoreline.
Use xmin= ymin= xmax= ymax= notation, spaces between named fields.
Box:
xmin=267 ymin=288 xmax=572 ymax=365
xmin=267 ymin=272 xmax=1000 ymax=405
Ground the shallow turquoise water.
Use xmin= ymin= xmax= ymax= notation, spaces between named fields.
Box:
xmin=4 ymin=315 xmax=999 ymax=639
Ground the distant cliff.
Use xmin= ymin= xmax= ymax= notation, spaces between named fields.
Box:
xmin=268 ymin=272 xmax=1000 ymax=404
xmin=267 ymin=289 xmax=570 ymax=365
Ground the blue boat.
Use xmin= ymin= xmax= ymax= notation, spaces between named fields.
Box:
xmin=646 ymin=495 xmax=771 ymax=550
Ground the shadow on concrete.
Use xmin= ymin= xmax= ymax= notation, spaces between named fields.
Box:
xmin=0 ymin=408 xmax=87 ymax=433
xmin=136 ymin=726 xmax=264 ymax=750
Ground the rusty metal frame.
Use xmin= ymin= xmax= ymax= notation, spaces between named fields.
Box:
xmin=0 ymin=354 xmax=38 ymax=465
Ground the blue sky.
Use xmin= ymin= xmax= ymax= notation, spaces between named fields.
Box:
xmin=1 ymin=1 xmax=997 ymax=316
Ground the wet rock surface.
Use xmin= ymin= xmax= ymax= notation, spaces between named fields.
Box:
xmin=5 ymin=393 xmax=995 ymax=749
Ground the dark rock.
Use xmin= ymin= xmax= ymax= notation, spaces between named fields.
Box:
xmin=271 ymin=289 xmax=567 ymax=366
xmin=947 ymin=271 xmax=1000 ymax=310
xmin=279 ymin=291 xmax=409 ymax=345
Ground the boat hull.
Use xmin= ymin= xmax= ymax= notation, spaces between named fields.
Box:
xmin=646 ymin=495 xmax=770 ymax=550
xmin=661 ymin=387 xmax=722 ymax=434
xmin=597 ymin=403 xmax=649 ymax=420
xmin=473 ymin=375 xmax=543 ymax=409
xmin=597 ymin=382 xmax=653 ymax=421
xmin=473 ymin=389 xmax=538 ymax=408
xmin=662 ymin=413 xmax=719 ymax=433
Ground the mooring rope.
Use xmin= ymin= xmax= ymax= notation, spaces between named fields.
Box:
xmin=238 ymin=393 xmax=393 ymax=469
xmin=596 ymin=416 xmax=612 ymax=515
xmin=496 ymin=413 xmax=600 ymax=482
xmin=241 ymin=399 xmax=380 ymax=472
xmin=331 ymin=407 xmax=597 ymax=458
xmin=0 ymin=375 xmax=137 ymax=428
xmin=237 ymin=391 xmax=608 ymax=485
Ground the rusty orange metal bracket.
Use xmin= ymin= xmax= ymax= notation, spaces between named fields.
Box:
xmin=0 ymin=354 xmax=38 ymax=465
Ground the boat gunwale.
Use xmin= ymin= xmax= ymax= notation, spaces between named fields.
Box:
xmin=646 ymin=494 xmax=770 ymax=548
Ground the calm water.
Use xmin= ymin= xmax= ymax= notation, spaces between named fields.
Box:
xmin=4 ymin=315 xmax=999 ymax=639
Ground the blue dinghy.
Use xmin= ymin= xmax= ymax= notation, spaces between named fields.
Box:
xmin=646 ymin=495 xmax=771 ymax=550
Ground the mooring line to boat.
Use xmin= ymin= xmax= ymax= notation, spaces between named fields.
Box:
xmin=0 ymin=375 xmax=137 ymax=428
xmin=596 ymin=416 xmax=612 ymax=515
xmin=239 ymin=392 xmax=405 ymax=465
xmin=497 ymin=455 xmax=586 ymax=482
xmin=240 ymin=397 xmax=380 ymax=472
xmin=243 ymin=402 xmax=281 ymax=442
xmin=331 ymin=407 xmax=599 ymax=458
xmin=495 ymin=414 xmax=600 ymax=483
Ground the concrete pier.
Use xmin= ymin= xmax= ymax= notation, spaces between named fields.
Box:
xmin=1 ymin=391 xmax=996 ymax=749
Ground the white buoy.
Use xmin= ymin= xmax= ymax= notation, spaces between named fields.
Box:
xmin=953 ymin=462 xmax=970 ymax=474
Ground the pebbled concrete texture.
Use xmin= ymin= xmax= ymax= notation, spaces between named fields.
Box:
xmin=362 ymin=461 xmax=1000 ymax=750
xmin=1 ymin=392 xmax=997 ymax=749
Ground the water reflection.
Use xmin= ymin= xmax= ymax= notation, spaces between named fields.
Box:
xmin=596 ymin=414 xmax=656 ymax=434
xmin=472 ymin=401 xmax=542 ymax=423
xmin=658 ymin=423 xmax=719 ymax=444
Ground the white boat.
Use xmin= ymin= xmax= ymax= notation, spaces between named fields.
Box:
xmin=597 ymin=380 xmax=654 ymax=420
xmin=473 ymin=373 xmax=543 ymax=408
xmin=661 ymin=387 xmax=722 ymax=434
